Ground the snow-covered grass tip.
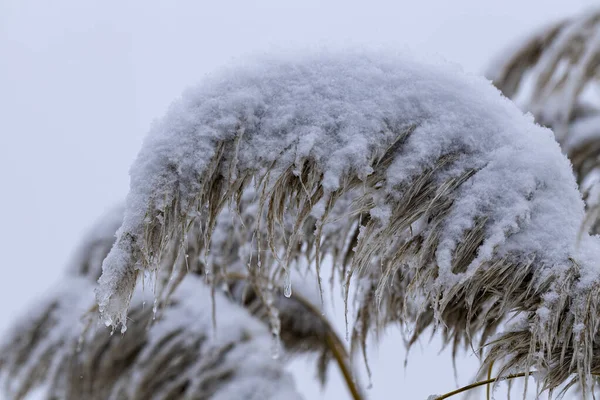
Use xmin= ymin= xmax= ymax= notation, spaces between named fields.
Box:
xmin=97 ymin=49 xmax=600 ymax=394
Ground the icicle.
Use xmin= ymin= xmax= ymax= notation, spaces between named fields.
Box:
xmin=343 ymin=269 xmax=351 ymax=341
xmin=283 ymin=269 xmax=292 ymax=298
xmin=270 ymin=332 xmax=281 ymax=360
xmin=76 ymin=333 xmax=84 ymax=353
xmin=152 ymin=298 xmax=158 ymax=320
xmin=265 ymin=282 xmax=282 ymax=359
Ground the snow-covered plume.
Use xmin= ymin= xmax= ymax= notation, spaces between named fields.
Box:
xmin=0 ymin=275 xmax=302 ymax=400
xmin=97 ymin=49 xmax=600 ymax=394
xmin=0 ymin=204 xmax=315 ymax=400
xmin=487 ymin=9 xmax=600 ymax=187
xmin=484 ymin=10 xmax=600 ymax=394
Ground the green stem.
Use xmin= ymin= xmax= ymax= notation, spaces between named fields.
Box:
xmin=435 ymin=373 xmax=528 ymax=400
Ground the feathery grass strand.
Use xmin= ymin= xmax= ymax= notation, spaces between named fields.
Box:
xmin=96 ymin=50 xmax=600 ymax=396
xmin=1 ymin=204 xmax=353 ymax=399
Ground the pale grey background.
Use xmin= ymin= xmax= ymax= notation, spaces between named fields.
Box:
xmin=0 ymin=1 xmax=595 ymax=398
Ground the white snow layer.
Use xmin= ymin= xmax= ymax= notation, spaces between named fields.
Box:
xmin=96 ymin=49 xmax=596 ymax=330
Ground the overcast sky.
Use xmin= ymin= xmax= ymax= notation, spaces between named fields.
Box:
xmin=0 ymin=1 xmax=597 ymax=399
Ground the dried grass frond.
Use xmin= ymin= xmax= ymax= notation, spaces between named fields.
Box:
xmin=204 ymin=191 xmax=363 ymax=397
xmin=1 ymin=198 xmax=358 ymax=399
xmin=96 ymin=51 xmax=600 ymax=395
xmin=0 ymin=276 xmax=303 ymax=400
xmin=486 ymin=14 xmax=600 ymax=395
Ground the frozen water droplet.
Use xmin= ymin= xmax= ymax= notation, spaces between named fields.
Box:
xmin=271 ymin=334 xmax=281 ymax=360
xmin=284 ymin=284 xmax=292 ymax=298
xmin=283 ymin=270 xmax=292 ymax=298
xmin=267 ymin=302 xmax=281 ymax=360
xmin=76 ymin=334 xmax=84 ymax=352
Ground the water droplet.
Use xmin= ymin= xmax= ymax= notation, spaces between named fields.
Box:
xmin=267 ymin=302 xmax=281 ymax=360
xmin=76 ymin=334 xmax=84 ymax=352
xmin=283 ymin=270 xmax=292 ymax=298
xmin=271 ymin=334 xmax=281 ymax=360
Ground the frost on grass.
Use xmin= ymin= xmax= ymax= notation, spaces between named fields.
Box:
xmin=0 ymin=276 xmax=303 ymax=400
xmin=204 ymin=191 xmax=351 ymax=387
xmin=0 ymin=206 xmax=309 ymax=400
xmin=97 ymin=49 xmax=600 ymax=393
